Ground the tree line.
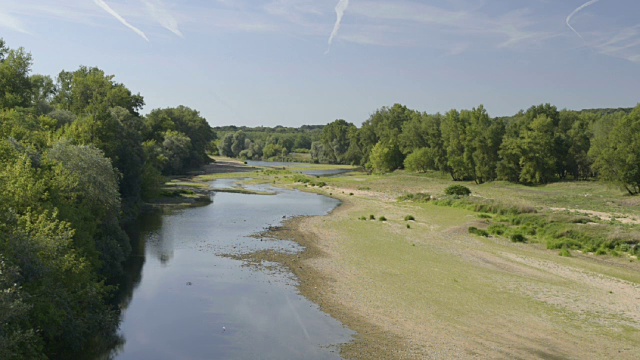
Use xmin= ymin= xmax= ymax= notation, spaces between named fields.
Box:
xmin=214 ymin=125 xmax=322 ymax=160
xmin=220 ymin=102 xmax=640 ymax=194
xmin=0 ymin=39 xmax=215 ymax=358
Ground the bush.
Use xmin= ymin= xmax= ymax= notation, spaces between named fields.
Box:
xmin=444 ymin=185 xmax=471 ymax=196
xmin=559 ymin=248 xmax=572 ymax=257
xmin=407 ymin=224 xmax=411 ymax=229
xmin=379 ymin=216 xmax=387 ymax=221
xmin=292 ymin=174 xmax=311 ymax=183
xmin=469 ymin=227 xmax=489 ymax=237
xmin=510 ymin=233 xmax=527 ymax=243
xmin=369 ymin=214 xmax=375 ymax=220
xmin=404 ymin=215 xmax=415 ymax=221
xmin=397 ymin=193 xmax=431 ymax=203
xmin=488 ymin=224 xmax=506 ymax=235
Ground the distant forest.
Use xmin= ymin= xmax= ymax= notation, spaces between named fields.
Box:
xmin=216 ymin=104 xmax=640 ymax=193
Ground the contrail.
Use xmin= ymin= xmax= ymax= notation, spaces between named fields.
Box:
xmin=94 ymin=0 xmax=149 ymax=41
xmin=566 ymin=0 xmax=600 ymax=41
xmin=141 ymin=0 xmax=183 ymax=37
xmin=326 ymin=0 xmax=349 ymax=54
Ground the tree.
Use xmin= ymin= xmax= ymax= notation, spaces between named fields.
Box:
xmin=404 ymin=147 xmax=439 ymax=173
xmin=53 ymin=66 xmax=144 ymax=117
xmin=441 ymin=109 xmax=473 ymax=180
xmin=518 ymin=115 xmax=557 ymax=184
xmin=144 ymin=106 xmax=214 ymax=168
xmin=465 ymin=106 xmax=503 ymax=183
xmin=590 ymin=105 xmax=640 ymax=194
xmin=0 ymin=40 xmax=33 ymax=109
xmin=161 ymin=130 xmax=192 ymax=174
xmin=231 ymin=130 xmax=246 ymax=157
xmin=220 ymin=133 xmax=233 ymax=157
xmin=321 ymin=119 xmax=354 ymax=164
xmin=369 ymin=140 xmax=403 ymax=174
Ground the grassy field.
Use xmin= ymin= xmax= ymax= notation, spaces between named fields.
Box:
xmin=194 ymin=160 xmax=640 ymax=358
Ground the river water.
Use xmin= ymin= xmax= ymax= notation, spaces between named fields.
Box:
xmin=108 ymin=180 xmax=353 ymax=359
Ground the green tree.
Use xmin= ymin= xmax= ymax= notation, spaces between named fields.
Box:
xmin=231 ymin=130 xmax=246 ymax=157
xmin=0 ymin=40 xmax=33 ymax=109
xmin=369 ymin=140 xmax=403 ymax=174
xmin=321 ymin=119 xmax=355 ymax=163
xmin=590 ymin=105 xmax=640 ymax=194
xmin=441 ymin=109 xmax=473 ymax=180
xmin=161 ymin=130 xmax=192 ymax=174
xmin=144 ymin=106 xmax=214 ymax=168
xmin=518 ymin=115 xmax=557 ymax=184
xmin=404 ymin=147 xmax=439 ymax=173
xmin=220 ymin=133 xmax=234 ymax=157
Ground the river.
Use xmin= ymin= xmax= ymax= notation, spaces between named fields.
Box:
xmin=106 ymin=179 xmax=353 ymax=359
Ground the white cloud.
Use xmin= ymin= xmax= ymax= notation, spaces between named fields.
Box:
xmin=0 ymin=10 xmax=29 ymax=33
xmin=326 ymin=0 xmax=349 ymax=53
xmin=94 ymin=0 xmax=149 ymax=41
xmin=141 ymin=0 xmax=183 ymax=37
xmin=566 ymin=0 xmax=601 ymax=41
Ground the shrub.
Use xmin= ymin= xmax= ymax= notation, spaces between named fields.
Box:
xmin=407 ymin=224 xmax=411 ymax=229
xmin=488 ymin=224 xmax=506 ymax=235
xmin=469 ymin=227 xmax=489 ymax=237
xmin=404 ymin=215 xmax=415 ymax=221
xmin=379 ymin=216 xmax=387 ymax=221
xmin=397 ymin=193 xmax=431 ymax=203
xmin=292 ymin=174 xmax=311 ymax=183
xmin=559 ymin=248 xmax=572 ymax=257
xmin=444 ymin=185 xmax=471 ymax=196
xmin=510 ymin=233 xmax=527 ymax=243
xmin=369 ymin=214 xmax=375 ymax=220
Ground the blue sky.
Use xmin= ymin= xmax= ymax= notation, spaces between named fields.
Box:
xmin=1 ymin=0 xmax=639 ymax=127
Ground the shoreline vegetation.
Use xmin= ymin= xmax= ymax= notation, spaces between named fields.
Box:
xmin=200 ymin=158 xmax=640 ymax=359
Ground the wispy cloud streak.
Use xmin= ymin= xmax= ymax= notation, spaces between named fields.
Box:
xmin=566 ymin=0 xmax=601 ymax=41
xmin=0 ymin=11 xmax=29 ymax=33
xmin=326 ymin=0 xmax=349 ymax=53
xmin=142 ymin=0 xmax=183 ymax=37
xmin=94 ymin=0 xmax=149 ymax=41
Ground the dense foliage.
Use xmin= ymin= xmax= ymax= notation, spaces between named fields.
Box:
xmin=0 ymin=39 xmax=214 ymax=358
xmin=218 ymin=100 xmax=639 ymax=193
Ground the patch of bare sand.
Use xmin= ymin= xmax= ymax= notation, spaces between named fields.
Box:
xmin=246 ymin=194 xmax=640 ymax=359
xmin=549 ymin=207 xmax=640 ymax=224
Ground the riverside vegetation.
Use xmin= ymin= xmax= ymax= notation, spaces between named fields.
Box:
xmin=2 ymin=36 xmax=640 ymax=359
xmin=0 ymin=39 xmax=215 ymax=358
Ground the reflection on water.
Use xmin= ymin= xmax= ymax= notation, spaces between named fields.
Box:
xmin=105 ymin=182 xmax=353 ymax=360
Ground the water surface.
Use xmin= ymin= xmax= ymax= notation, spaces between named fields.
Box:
xmin=110 ymin=181 xmax=353 ymax=359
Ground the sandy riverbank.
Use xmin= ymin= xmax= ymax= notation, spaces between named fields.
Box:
xmin=242 ymin=190 xmax=640 ymax=359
